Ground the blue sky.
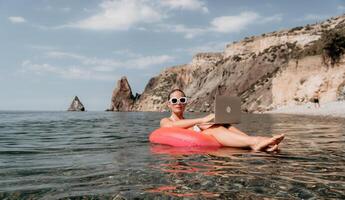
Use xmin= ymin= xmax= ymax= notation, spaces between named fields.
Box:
xmin=1 ymin=0 xmax=345 ymax=111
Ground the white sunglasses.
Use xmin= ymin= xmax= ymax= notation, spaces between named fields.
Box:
xmin=169 ymin=97 xmax=188 ymax=105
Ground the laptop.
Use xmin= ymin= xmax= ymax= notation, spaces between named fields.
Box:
xmin=213 ymin=95 xmax=241 ymax=124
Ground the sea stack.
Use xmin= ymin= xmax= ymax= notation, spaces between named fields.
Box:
xmin=68 ymin=96 xmax=85 ymax=111
xmin=107 ymin=76 xmax=136 ymax=111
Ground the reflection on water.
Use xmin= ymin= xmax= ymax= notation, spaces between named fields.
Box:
xmin=0 ymin=111 xmax=344 ymax=199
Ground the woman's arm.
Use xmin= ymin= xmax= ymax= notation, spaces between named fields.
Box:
xmin=160 ymin=114 xmax=215 ymax=128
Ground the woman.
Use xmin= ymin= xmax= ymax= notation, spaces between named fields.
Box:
xmin=160 ymin=89 xmax=284 ymax=152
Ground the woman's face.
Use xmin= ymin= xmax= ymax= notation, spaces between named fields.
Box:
xmin=168 ymin=91 xmax=186 ymax=114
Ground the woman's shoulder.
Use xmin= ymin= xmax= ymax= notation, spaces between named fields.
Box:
xmin=161 ymin=117 xmax=172 ymax=123
xmin=160 ymin=117 xmax=172 ymax=127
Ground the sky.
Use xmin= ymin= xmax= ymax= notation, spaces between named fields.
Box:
xmin=1 ymin=0 xmax=345 ymax=111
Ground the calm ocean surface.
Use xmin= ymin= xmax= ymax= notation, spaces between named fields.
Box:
xmin=0 ymin=111 xmax=344 ymax=199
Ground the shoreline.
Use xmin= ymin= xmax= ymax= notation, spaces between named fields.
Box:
xmin=265 ymin=101 xmax=345 ymax=118
xmin=2 ymin=101 xmax=345 ymax=119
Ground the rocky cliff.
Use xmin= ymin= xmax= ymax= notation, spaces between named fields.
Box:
xmin=108 ymin=14 xmax=345 ymax=112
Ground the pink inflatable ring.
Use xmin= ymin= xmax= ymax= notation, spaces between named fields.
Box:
xmin=149 ymin=127 xmax=221 ymax=147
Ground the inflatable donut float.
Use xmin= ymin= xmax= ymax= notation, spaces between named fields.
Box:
xmin=149 ymin=127 xmax=221 ymax=147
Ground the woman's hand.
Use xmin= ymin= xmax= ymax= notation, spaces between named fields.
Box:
xmin=201 ymin=113 xmax=215 ymax=123
xmin=198 ymin=123 xmax=214 ymax=130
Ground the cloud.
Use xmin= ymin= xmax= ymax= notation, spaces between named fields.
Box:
xmin=20 ymin=60 xmax=116 ymax=80
xmin=161 ymin=0 xmax=208 ymax=13
xmin=259 ymin=14 xmax=283 ymax=24
xmin=125 ymin=55 xmax=174 ymax=69
xmin=33 ymin=1 xmax=279 ymax=40
xmin=337 ymin=5 xmax=345 ymax=10
xmin=159 ymin=12 xmax=281 ymax=38
xmin=56 ymin=0 xmax=208 ymax=31
xmin=210 ymin=12 xmax=259 ymax=33
xmin=28 ymin=44 xmax=59 ymax=51
xmin=176 ymin=41 xmax=226 ymax=55
xmin=35 ymin=5 xmax=71 ymax=12
xmin=20 ymin=50 xmax=174 ymax=80
xmin=61 ymin=7 xmax=71 ymax=12
xmin=46 ymin=51 xmax=174 ymax=69
xmin=8 ymin=16 xmax=26 ymax=23
xmin=157 ymin=24 xmax=206 ymax=39
xmin=47 ymin=51 xmax=88 ymax=61
xmin=67 ymin=0 xmax=162 ymax=30
xmin=112 ymin=49 xmax=142 ymax=58
xmin=302 ymin=14 xmax=331 ymax=21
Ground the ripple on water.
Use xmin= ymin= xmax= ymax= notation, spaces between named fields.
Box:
xmin=0 ymin=112 xmax=345 ymax=199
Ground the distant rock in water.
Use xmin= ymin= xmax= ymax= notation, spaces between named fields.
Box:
xmin=68 ymin=96 xmax=85 ymax=111
xmin=107 ymin=76 xmax=136 ymax=111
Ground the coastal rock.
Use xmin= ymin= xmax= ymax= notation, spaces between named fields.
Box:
xmin=108 ymin=76 xmax=135 ymax=111
xmin=271 ymin=56 xmax=345 ymax=108
xmin=191 ymin=52 xmax=223 ymax=66
xmin=108 ymin=14 xmax=345 ymax=112
xmin=68 ymin=96 xmax=85 ymax=111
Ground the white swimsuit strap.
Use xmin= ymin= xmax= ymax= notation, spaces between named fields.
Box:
xmin=170 ymin=116 xmax=175 ymax=121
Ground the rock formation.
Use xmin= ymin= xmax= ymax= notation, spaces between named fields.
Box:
xmin=107 ymin=76 xmax=138 ymax=111
xmin=108 ymin=14 xmax=345 ymax=112
xmin=68 ymin=96 xmax=85 ymax=111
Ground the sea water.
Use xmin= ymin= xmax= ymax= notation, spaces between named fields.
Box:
xmin=0 ymin=111 xmax=344 ymax=199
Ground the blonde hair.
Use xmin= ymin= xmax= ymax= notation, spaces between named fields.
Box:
xmin=168 ymin=89 xmax=186 ymax=100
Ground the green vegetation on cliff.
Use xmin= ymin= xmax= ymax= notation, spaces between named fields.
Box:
xmin=296 ymin=25 xmax=345 ymax=65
